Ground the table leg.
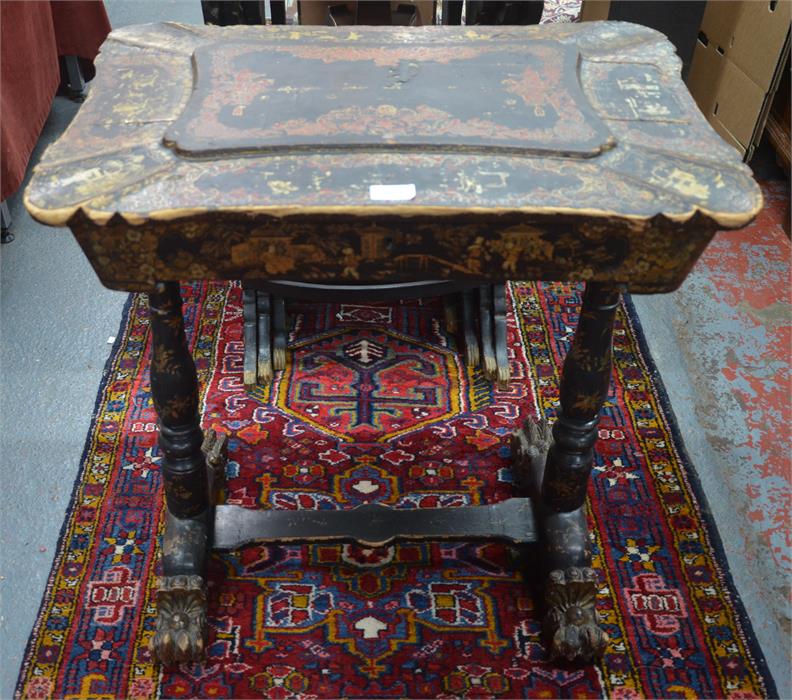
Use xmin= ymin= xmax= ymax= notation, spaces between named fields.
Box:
xmin=478 ymin=284 xmax=497 ymax=380
xmin=272 ymin=296 xmax=287 ymax=371
xmin=148 ymin=282 xmax=227 ymax=665
xmin=243 ymin=288 xmax=258 ymax=389
xmin=512 ymin=282 xmax=618 ymax=662
xmin=462 ymin=288 xmax=480 ymax=366
xmin=256 ymin=291 xmax=274 ymax=384
xmin=492 ymin=284 xmax=510 ymax=389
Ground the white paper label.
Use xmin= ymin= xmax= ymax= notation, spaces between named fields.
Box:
xmin=369 ymin=183 xmax=416 ymax=201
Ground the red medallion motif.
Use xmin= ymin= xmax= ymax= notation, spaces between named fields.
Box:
xmin=275 ymin=328 xmax=472 ymax=440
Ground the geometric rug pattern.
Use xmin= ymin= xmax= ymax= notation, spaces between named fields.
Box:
xmin=16 ymin=282 xmax=776 ymax=698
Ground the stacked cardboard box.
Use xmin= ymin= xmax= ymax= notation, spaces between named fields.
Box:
xmin=582 ymin=0 xmax=791 ymax=162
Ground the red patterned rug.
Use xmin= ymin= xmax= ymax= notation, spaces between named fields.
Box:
xmin=16 ymin=282 xmax=776 ymax=699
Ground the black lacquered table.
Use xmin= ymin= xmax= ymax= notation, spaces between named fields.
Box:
xmin=25 ymin=20 xmax=761 ymax=665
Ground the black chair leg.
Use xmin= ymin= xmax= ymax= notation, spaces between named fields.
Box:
xmin=270 ymin=1 xmax=286 ymax=24
xmin=59 ymin=55 xmax=86 ymax=101
xmin=1 ymin=200 xmax=13 ymax=244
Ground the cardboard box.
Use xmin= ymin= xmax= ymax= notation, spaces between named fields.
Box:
xmin=579 ymin=0 xmax=611 ymax=22
xmin=687 ymin=0 xmax=791 ymax=160
xmin=582 ymin=1 xmax=791 ymax=161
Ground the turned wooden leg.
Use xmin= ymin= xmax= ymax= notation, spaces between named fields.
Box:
xmin=462 ymin=288 xmax=480 ymax=367
xmin=479 ymin=284 xmax=497 ymax=381
xmin=256 ymin=291 xmax=273 ymax=384
xmin=242 ymin=288 xmax=257 ymax=389
xmin=542 ymin=282 xmax=620 ymax=514
xmin=512 ymin=282 xmax=619 ymax=662
xmin=272 ymin=296 xmax=287 ymax=371
xmin=148 ymin=281 xmax=227 ymax=665
xmin=492 ymin=283 xmax=510 ymax=389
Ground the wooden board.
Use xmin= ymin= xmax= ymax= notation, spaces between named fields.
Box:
xmin=24 ymin=22 xmax=762 ymax=293
xmin=213 ymin=499 xmax=538 ymax=550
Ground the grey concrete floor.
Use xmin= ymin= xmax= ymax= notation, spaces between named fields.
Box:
xmin=0 ymin=7 xmax=203 ymax=699
xmin=0 ymin=97 xmax=129 ymax=698
xmin=0 ymin=2 xmax=789 ymax=698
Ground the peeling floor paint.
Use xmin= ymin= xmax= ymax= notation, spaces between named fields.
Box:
xmin=633 ymin=179 xmax=791 ymax=695
xmin=694 ymin=182 xmax=790 ymax=572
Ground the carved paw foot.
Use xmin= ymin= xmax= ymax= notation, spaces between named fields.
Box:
xmin=510 ymin=417 xmax=553 ymax=493
xmin=152 ymin=575 xmax=208 ymax=665
xmin=544 ymin=567 xmax=608 ymax=663
xmin=202 ymin=429 xmax=228 ymax=487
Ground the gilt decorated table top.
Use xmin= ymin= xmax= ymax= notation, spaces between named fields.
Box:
xmin=25 ymin=21 xmax=761 ymax=292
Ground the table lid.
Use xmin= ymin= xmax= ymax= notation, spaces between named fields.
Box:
xmin=25 ymin=21 xmax=761 ymax=229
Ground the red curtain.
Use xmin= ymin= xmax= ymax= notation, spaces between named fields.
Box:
xmin=1 ymin=1 xmax=111 ymax=200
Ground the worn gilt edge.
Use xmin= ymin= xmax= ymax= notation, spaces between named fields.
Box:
xmin=23 ymin=197 xmax=764 ymax=231
xmin=104 ymin=36 xmax=198 ymax=57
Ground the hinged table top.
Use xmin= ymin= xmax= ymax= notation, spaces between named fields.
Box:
xmin=25 ymin=21 xmax=760 ymax=230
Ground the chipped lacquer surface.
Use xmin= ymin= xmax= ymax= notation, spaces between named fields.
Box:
xmin=24 ymin=22 xmax=761 ymax=292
